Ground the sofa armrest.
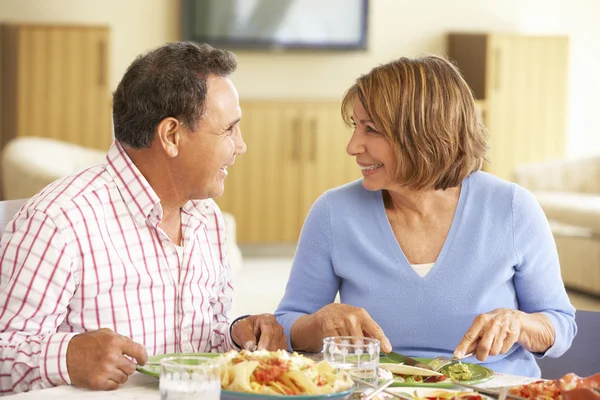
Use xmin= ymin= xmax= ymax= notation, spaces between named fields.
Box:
xmin=513 ymin=156 xmax=600 ymax=194
xmin=535 ymin=192 xmax=600 ymax=235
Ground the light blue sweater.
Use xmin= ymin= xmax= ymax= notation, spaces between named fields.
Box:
xmin=275 ymin=172 xmax=576 ymax=377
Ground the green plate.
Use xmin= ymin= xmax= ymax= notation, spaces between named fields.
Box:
xmin=136 ymin=352 xmax=220 ymax=378
xmin=136 ymin=352 xmax=354 ymax=400
xmin=378 ymin=355 xmax=494 ymax=388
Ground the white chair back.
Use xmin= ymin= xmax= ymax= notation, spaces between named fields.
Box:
xmin=0 ymin=198 xmax=28 ymax=232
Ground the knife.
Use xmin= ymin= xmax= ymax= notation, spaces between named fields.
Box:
xmin=451 ymin=381 xmax=527 ymax=400
xmin=382 ymin=351 xmax=436 ymax=371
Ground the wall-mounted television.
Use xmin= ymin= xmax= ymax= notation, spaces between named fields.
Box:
xmin=181 ymin=0 xmax=369 ymax=51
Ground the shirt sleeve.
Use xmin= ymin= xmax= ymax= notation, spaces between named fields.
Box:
xmin=204 ymin=204 xmax=237 ymax=352
xmin=0 ymin=209 xmax=77 ymax=395
xmin=274 ymin=192 xmax=340 ymax=350
xmin=511 ymin=184 xmax=577 ymax=358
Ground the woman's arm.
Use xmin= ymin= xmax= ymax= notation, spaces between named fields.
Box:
xmin=518 ymin=311 xmax=556 ymax=353
xmin=274 ymin=192 xmax=340 ymax=350
xmin=454 ymin=184 xmax=576 ymax=361
xmin=275 ymin=191 xmax=392 ymax=353
xmin=511 ymin=184 xmax=577 ymax=357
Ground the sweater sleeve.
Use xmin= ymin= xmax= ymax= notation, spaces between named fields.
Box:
xmin=274 ymin=193 xmax=340 ymax=350
xmin=511 ymin=185 xmax=577 ymax=358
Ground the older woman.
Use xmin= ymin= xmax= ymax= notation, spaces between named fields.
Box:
xmin=274 ymin=55 xmax=576 ymax=377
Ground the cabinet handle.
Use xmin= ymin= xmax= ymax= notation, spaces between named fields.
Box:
xmin=292 ymin=118 xmax=301 ymax=161
xmin=309 ymin=119 xmax=317 ymax=161
xmin=98 ymin=40 xmax=106 ymax=86
xmin=494 ymin=47 xmax=502 ymax=91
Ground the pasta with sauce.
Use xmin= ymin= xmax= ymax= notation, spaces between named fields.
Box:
xmin=216 ymin=350 xmax=354 ymax=396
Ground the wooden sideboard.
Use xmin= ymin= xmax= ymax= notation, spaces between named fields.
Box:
xmin=0 ymin=23 xmax=112 ymax=152
xmin=216 ymin=100 xmax=361 ymax=244
xmin=448 ymin=33 xmax=569 ymax=181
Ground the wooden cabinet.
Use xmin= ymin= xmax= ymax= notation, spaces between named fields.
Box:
xmin=216 ymin=100 xmax=360 ymax=244
xmin=447 ymin=33 xmax=569 ymax=181
xmin=0 ymin=24 xmax=112 ymax=152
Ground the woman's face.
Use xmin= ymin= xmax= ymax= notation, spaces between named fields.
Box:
xmin=346 ymin=98 xmax=398 ymax=192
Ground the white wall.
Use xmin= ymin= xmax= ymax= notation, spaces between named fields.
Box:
xmin=1 ymin=0 xmax=598 ymax=155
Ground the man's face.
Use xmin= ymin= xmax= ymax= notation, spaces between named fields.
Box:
xmin=177 ymin=75 xmax=246 ymax=200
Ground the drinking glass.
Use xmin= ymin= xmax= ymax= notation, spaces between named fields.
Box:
xmin=159 ymin=355 xmax=221 ymax=400
xmin=322 ymin=336 xmax=380 ymax=392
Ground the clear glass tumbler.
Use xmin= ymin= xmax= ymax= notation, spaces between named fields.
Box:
xmin=159 ymin=355 xmax=221 ymax=400
xmin=322 ymin=336 xmax=380 ymax=392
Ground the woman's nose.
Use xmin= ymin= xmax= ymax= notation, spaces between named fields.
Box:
xmin=346 ymin=131 xmax=364 ymax=156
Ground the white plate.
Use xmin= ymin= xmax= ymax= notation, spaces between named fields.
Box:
xmin=384 ymin=387 xmax=491 ymax=399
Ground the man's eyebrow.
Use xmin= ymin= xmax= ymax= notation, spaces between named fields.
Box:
xmin=226 ymin=117 xmax=241 ymax=129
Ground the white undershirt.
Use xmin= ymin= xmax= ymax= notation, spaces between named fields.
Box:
xmin=411 ymin=263 xmax=434 ymax=277
xmin=174 ymin=245 xmax=183 ymax=263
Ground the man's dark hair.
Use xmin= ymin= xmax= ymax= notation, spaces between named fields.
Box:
xmin=113 ymin=41 xmax=237 ymax=149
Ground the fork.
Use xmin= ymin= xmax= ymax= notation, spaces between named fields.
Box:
xmin=353 ymin=378 xmax=412 ymax=400
xmin=429 ymin=352 xmax=474 ymax=372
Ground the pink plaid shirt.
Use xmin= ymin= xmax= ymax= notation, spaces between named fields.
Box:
xmin=0 ymin=142 xmax=237 ymax=395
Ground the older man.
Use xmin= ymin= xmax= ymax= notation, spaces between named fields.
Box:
xmin=0 ymin=41 xmax=286 ymax=395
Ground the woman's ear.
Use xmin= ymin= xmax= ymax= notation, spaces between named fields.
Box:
xmin=156 ymin=117 xmax=181 ymax=158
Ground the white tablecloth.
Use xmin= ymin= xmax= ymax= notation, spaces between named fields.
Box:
xmin=8 ymin=371 xmax=542 ymax=399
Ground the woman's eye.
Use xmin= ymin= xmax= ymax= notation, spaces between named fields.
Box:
xmin=365 ymin=126 xmax=379 ymax=134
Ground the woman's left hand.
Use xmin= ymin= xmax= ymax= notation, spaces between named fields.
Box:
xmin=454 ymin=308 xmax=555 ymax=361
xmin=454 ymin=308 xmax=524 ymax=361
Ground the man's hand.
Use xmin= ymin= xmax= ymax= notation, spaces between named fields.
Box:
xmin=290 ymin=303 xmax=392 ymax=353
xmin=231 ymin=314 xmax=287 ymax=351
xmin=66 ymin=328 xmax=148 ymax=390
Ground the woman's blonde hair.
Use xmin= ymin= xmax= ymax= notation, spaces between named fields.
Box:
xmin=341 ymin=55 xmax=488 ymax=191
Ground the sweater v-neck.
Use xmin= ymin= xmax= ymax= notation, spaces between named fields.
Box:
xmin=376 ymin=176 xmax=471 ymax=285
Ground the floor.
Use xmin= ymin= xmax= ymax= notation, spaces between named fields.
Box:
xmin=231 ymin=256 xmax=600 ymax=316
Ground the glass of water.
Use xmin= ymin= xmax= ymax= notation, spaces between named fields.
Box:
xmin=159 ymin=355 xmax=221 ymax=400
xmin=322 ymin=336 xmax=380 ymax=392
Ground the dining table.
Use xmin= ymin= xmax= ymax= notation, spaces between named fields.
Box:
xmin=8 ymin=368 xmax=543 ymax=400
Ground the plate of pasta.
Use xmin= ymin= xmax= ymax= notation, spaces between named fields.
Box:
xmin=137 ymin=350 xmax=355 ymax=399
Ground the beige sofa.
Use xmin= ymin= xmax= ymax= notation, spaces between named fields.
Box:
xmin=1 ymin=137 xmax=243 ymax=272
xmin=513 ymin=156 xmax=600 ymax=297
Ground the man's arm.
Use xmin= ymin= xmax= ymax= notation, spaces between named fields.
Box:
xmin=204 ymin=206 xmax=237 ymax=352
xmin=0 ymin=209 xmax=77 ymax=394
xmin=203 ymin=204 xmax=287 ymax=351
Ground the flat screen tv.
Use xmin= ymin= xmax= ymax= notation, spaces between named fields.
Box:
xmin=181 ymin=0 xmax=369 ymax=51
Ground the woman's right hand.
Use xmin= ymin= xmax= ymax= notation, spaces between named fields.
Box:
xmin=290 ymin=303 xmax=392 ymax=353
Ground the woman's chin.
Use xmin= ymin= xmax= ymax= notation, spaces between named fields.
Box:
xmin=361 ymin=178 xmax=383 ymax=192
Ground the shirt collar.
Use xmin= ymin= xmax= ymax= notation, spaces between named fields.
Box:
xmin=105 ymin=141 xmax=209 ymax=228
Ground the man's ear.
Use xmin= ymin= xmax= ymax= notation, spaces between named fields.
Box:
xmin=156 ymin=117 xmax=181 ymax=158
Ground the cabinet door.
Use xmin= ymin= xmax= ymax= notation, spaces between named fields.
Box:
xmin=1 ymin=24 xmax=112 ymax=151
xmin=218 ymin=100 xmax=361 ymax=244
xmin=299 ymin=102 xmax=360 ymax=226
xmin=217 ymin=101 xmax=302 ymax=244
xmin=485 ymin=34 xmax=568 ymax=180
